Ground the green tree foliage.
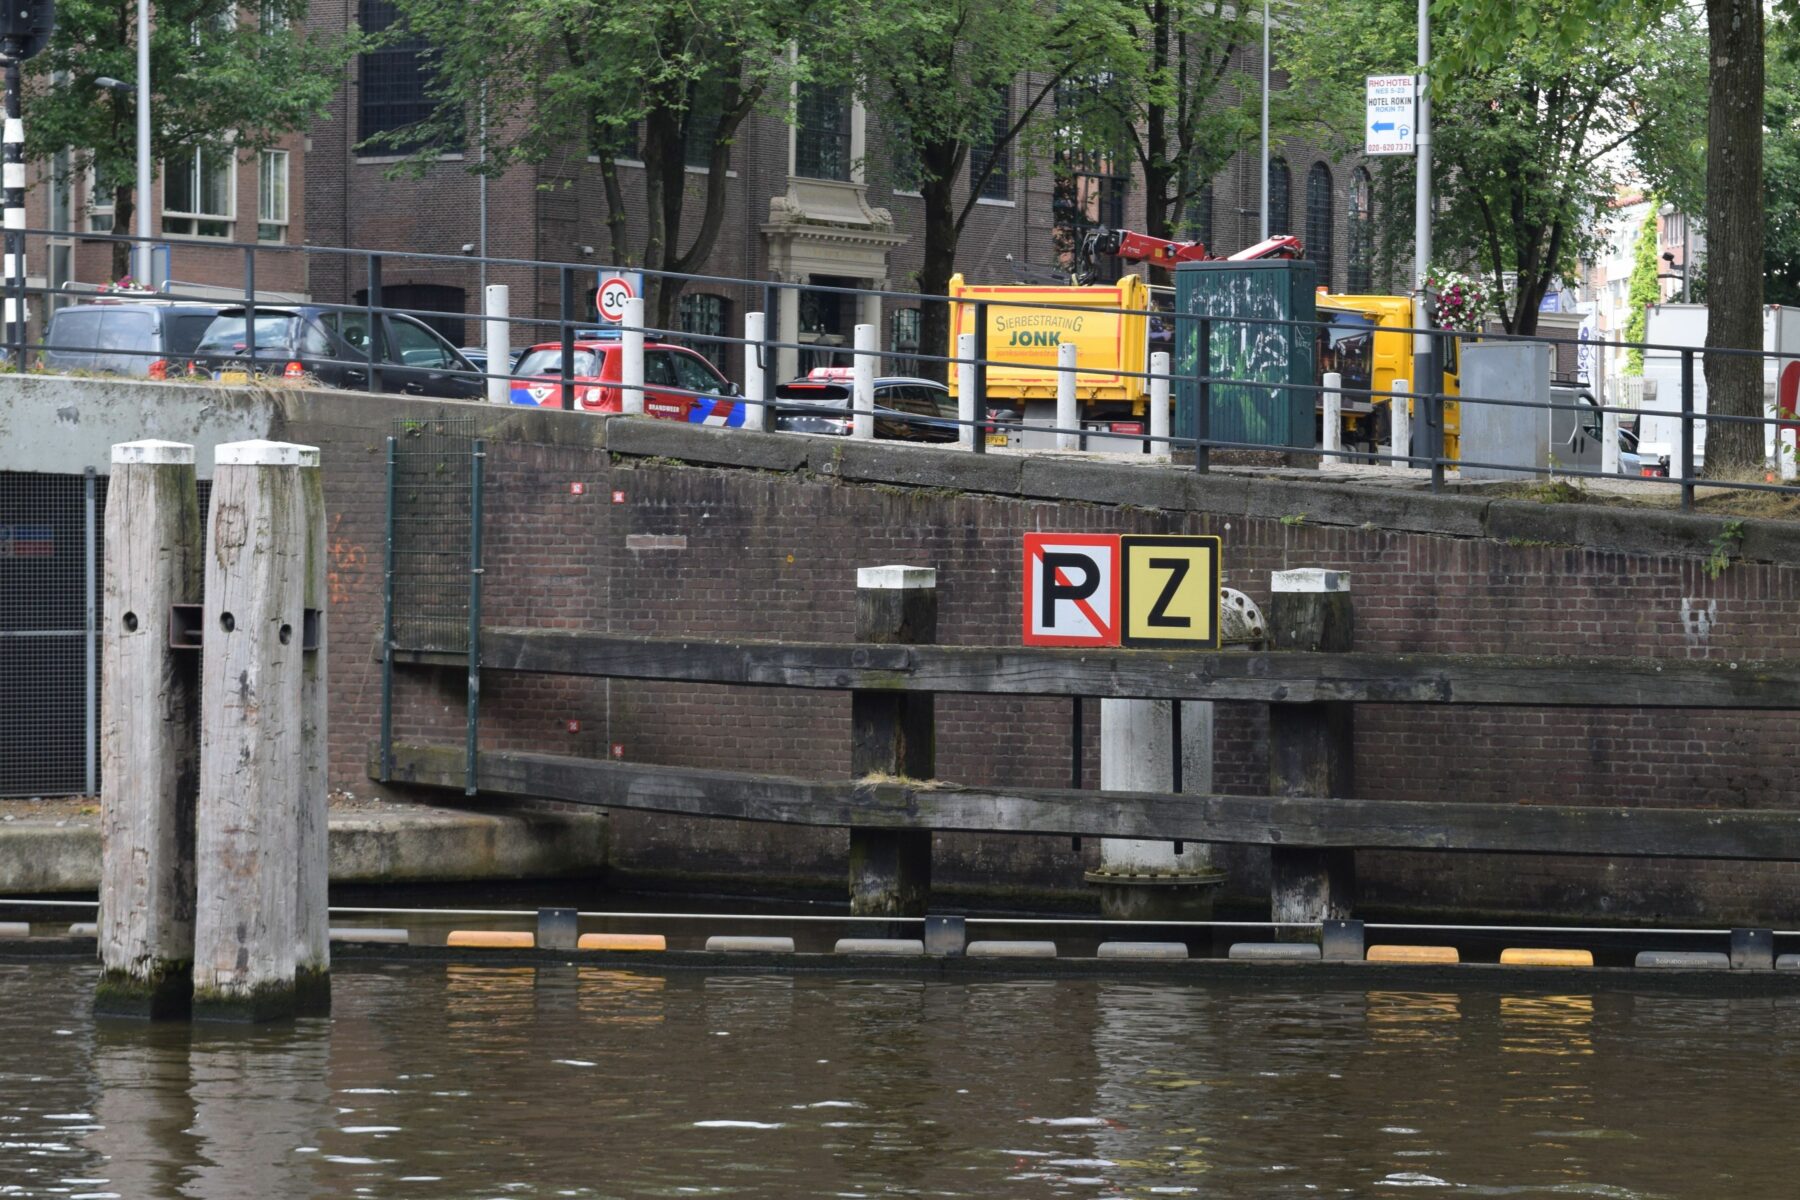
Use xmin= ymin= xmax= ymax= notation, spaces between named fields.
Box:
xmin=393 ymin=0 xmax=812 ymax=327
xmin=1622 ymin=209 xmax=1660 ymax=374
xmin=1765 ymin=12 xmax=1800 ymax=306
xmin=26 ymin=0 xmax=349 ymax=278
xmin=1277 ymin=0 xmax=1703 ymax=336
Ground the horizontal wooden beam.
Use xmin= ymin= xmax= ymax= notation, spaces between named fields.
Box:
xmin=380 ymin=741 xmax=1800 ymax=861
xmin=391 ymin=628 xmax=1800 ymax=709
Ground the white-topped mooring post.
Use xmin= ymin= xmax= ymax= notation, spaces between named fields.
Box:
xmin=1149 ymin=351 xmax=1171 ymax=459
xmin=1389 ymin=379 xmax=1411 ymax=467
xmin=852 ymin=323 xmax=876 ymax=440
xmin=483 ymin=284 xmax=510 ymax=405
xmin=957 ymin=332 xmax=977 ymax=451
xmin=1056 ymin=341 xmax=1080 ymax=451
xmin=849 ymin=565 xmax=936 ymax=915
xmin=1322 ymin=371 xmax=1343 ymax=460
xmin=97 ymin=440 xmax=203 ymax=1019
xmin=295 ymin=444 xmax=330 ymax=1015
xmin=192 ymin=439 xmax=313 ymax=1022
xmin=744 ymin=311 xmax=768 ymax=431
xmin=621 ymin=296 xmax=646 ymax=415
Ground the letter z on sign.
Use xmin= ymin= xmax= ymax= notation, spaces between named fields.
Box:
xmin=1119 ymin=534 xmax=1221 ymax=649
xmin=1023 ymin=533 xmax=1119 ymax=646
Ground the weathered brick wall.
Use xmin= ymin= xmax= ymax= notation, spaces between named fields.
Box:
xmin=279 ymin=392 xmax=1800 ymax=921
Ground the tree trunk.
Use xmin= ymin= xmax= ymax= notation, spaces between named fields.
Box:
xmin=112 ymin=186 xmax=135 ymax=282
xmin=914 ymin=151 xmax=963 ymax=385
xmin=1702 ymin=0 xmax=1766 ymax=477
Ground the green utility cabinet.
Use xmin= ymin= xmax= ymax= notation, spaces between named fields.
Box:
xmin=1173 ymin=259 xmax=1318 ymax=449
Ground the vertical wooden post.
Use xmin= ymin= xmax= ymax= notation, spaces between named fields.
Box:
xmin=96 ymin=440 xmax=202 ymax=1019
xmin=848 ymin=565 xmax=935 ymax=916
xmin=1266 ymin=568 xmax=1355 ymax=930
xmin=192 ymin=440 xmax=309 ymax=1022
xmin=294 ymin=445 xmax=330 ymax=1015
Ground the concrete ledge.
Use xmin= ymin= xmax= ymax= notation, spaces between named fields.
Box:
xmin=605 ymin=415 xmax=809 ymax=471
xmin=834 ymin=937 xmax=925 ymax=955
xmin=1097 ymin=941 xmax=1188 ymax=960
xmin=1019 ymin=455 xmax=1187 ymax=509
xmin=1228 ymin=942 xmax=1322 ymax=961
xmin=706 ymin=935 xmax=795 ymax=953
xmin=967 ymin=939 xmax=1058 ymax=958
xmin=820 ymin=439 xmax=1026 ymax=494
xmin=1636 ymin=950 xmax=1731 ymax=969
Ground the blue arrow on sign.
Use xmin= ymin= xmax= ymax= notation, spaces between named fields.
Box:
xmin=1371 ymin=121 xmax=1395 ymax=133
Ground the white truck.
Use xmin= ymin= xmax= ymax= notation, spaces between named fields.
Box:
xmin=1640 ymin=303 xmax=1800 ymax=473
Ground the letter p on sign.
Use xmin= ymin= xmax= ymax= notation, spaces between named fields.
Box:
xmin=1023 ymin=534 xmax=1119 ymax=646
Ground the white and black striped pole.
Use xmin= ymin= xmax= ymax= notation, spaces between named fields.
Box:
xmin=3 ymin=42 xmax=25 ymax=361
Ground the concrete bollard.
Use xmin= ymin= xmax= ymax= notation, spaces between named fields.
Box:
xmin=1266 ymin=569 xmax=1355 ymax=933
xmin=852 ymin=323 xmax=876 ymax=440
xmin=744 ymin=311 xmax=769 ymax=432
xmin=192 ymin=440 xmax=313 ymax=1022
xmin=1602 ymin=406 xmax=1621 ymax=476
xmin=1056 ymin=341 xmax=1079 ymax=451
xmin=621 ymin=296 xmax=645 ymax=415
xmin=849 ymin=565 xmax=935 ymax=916
xmin=1149 ymin=351 xmax=1171 ymax=459
xmin=1089 ymin=697 xmax=1220 ymax=920
xmin=294 ymin=445 xmax=330 ymax=1015
xmin=1322 ymin=370 xmax=1343 ymax=460
xmin=1389 ymin=378 xmax=1411 ymax=466
xmin=97 ymin=440 xmax=202 ymax=1019
xmin=483 ymin=284 xmax=510 ymax=405
xmin=958 ymin=332 xmax=978 ymax=451
xmin=1783 ymin=429 xmax=1798 ymax=483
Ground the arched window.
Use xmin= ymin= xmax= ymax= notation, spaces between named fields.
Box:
xmin=1348 ymin=168 xmax=1374 ymax=292
xmin=1305 ymin=162 xmax=1333 ymax=283
xmin=1267 ymin=158 xmax=1291 ymax=236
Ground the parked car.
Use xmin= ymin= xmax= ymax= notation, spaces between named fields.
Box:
xmin=193 ymin=306 xmax=484 ymax=400
xmin=1619 ymin=425 xmax=1668 ymax=477
xmin=509 ymin=339 xmax=746 ymax=425
xmin=41 ymin=300 xmax=227 ymax=379
xmin=774 ymin=369 xmax=1018 ymax=445
xmin=458 ymin=345 xmax=525 ymax=374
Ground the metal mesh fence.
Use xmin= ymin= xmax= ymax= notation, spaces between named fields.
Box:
xmin=390 ymin=416 xmax=477 ymax=653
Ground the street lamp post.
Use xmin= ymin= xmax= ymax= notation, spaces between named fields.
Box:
xmin=95 ymin=62 xmax=150 ymax=286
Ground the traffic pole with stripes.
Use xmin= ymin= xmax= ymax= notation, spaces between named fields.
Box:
xmin=4 ymin=42 xmax=25 ymax=362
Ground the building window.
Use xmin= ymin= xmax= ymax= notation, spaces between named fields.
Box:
xmin=358 ymin=0 xmax=447 ymax=153
xmin=86 ymin=166 xmax=114 ymax=234
xmin=683 ymin=74 xmax=728 ymax=171
xmin=259 ymin=0 xmax=287 ymax=32
xmin=679 ymin=293 xmax=728 ymax=368
xmin=1267 ymin=157 xmax=1291 ymax=236
xmin=258 ymin=149 xmax=289 ymax=242
xmin=1305 ymin=162 xmax=1333 ymax=282
xmin=1184 ymin=182 xmax=1213 ymax=249
xmin=1347 ymin=167 xmax=1373 ymax=292
xmin=162 ymin=147 xmax=234 ymax=238
xmin=969 ymin=89 xmax=1011 ymax=201
xmin=1052 ymin=77 xmax=1129 ymax=279
xmin=890 ymin=307 xmax=921 ymax=373
xmin=795 ymin=83 xmax=851 ymax=181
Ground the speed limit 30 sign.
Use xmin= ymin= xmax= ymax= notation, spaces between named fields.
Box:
xmin=596 ymin=274 xmax=636 ymax=323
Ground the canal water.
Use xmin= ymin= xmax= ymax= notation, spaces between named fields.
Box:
xmin=4 ymin=962 xmax=1798 ymax=1198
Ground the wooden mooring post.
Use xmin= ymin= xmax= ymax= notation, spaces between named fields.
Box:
xmin=295 ymin=445 xmax=330 ymax=1014
xmin=1266 ymin=569 xmax=1356 ymax=930
xmin=848 ymin=565 xmax=936 ymax=916
xmin=96 ymin=441 xmax=203 ymax=1019
xmin=191 ymin=440 xmax=319 ymax=1022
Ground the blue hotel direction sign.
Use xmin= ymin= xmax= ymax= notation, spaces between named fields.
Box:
xmin=1365 ymin=75 xmax=1417 ymax=156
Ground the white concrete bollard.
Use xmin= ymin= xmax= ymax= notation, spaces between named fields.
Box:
xmin=483 ymin=284 xmax=510 ymax=405
xmin=621 ymin=296 xmax=645 ymax=415
xmin=1056 ymin=341 xmax=1080 ymax=451
xmin=1783 ymin=429 xmax=1798 ymax=483
xmin=1150 ymin=351 xmax=1171 ymax=459
xmin=744 ymin=310 xmax=769 ymax=432
xmin=97 ymin=440 xmax=202 ymax=1019
xmin=192 ymin=440 xmax=312 ymax=1022
xmin=1322 ymin=370 xmax=1343 ymax=460
xmin=1389 ymin=378 xmax=1411 ymax=467
xmin=295 ymin=444 xmax=329 ymax=1015
xmin=1093 ymin=697 xmax=1218 ymax=919
xmin=852 ymin=322 xmax=876 ymax=440
xmin=957 ymin=332 xmax=977 ymax=451
xmin=1602 ymin=407 xmax=1621 ymax=476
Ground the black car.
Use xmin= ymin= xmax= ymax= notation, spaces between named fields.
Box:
xmin=41 ymin=300 xmax=227 ymax=378
xmin=194 ymin=306 xmax=484 ymax=400
xmin=774 ymin=374 xmax=1015 ymax=443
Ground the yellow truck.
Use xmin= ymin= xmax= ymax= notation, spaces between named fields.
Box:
xmin=947 ymin=272 xmax=1464 ymax=457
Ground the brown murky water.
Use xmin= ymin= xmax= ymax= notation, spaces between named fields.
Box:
xmin=4 ymin=962 xmax=1799 ymax=1197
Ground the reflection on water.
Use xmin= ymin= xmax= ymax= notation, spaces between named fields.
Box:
xmin=5 ymin=963 xmax=1800 ymax=1198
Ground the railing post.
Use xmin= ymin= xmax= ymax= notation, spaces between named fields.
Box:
xmin=243 ymin=245 xmax=257 ymax=371
xmin=1603 ymin=403 xmax=1621 ymax=477
xmin=852 ymin=322 xmax=876 ymax=439
xmin=957 ymin=331 xmax=977 ymax=451
xmin=1782 ymin=428 xmax=1798 ymax=483
xmin=483 ymin=283 xmax=511 ymax=405
xmin=365 ymin=253 xmax=382 ymax=393
xmin=1321 ymin=370 xmax=1343 ymax=462
xmin=1266 ymin=568 xmax=1356 ymax=934
xmin=848 ymin=565 xmax=935 ymax=916
xmin=1427 ymin=337 xmax=1445 ymax=492
xmin=1389 ymin=378 xmax=1411 ymax=468
xmin=1194 ymin=315 xmax=1211 ymax=473
xmin=1056 ymin=341 xmax=1080 ymax=451
xmin=971 ymin=302 xmax=989 ymax=457
xmin=96 ymin=440 xmax=202 ymax=1019
xmin=1680 ymin=348 xmax=1695 ymax=510
xmin=558 ymin=266 xmax=576 ymax=411
xmin=621 ymin=296 xmax=645 ymax=415
xmin=1150 ymin=350 xmax=1171 ymax=460
xmin=744 ymin=310 xmax=768 ymax=431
